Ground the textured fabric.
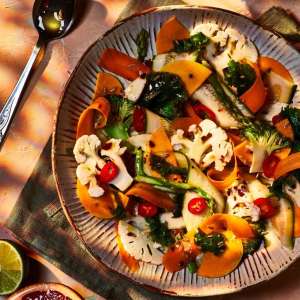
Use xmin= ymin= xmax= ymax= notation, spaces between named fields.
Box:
xmin=4 ymin=1 xmax=300 ymax=299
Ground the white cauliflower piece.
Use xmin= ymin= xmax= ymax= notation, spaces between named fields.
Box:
xmin=118 ymin=217 xmax=163 ymax=264
xmin=73 ymin=134 xmax=105 ymax=169
xmin=226 ymin=181 xmax=260 ymax=222
xmin=73 ymin=135 xmax=105 ymax=198
xmin=124 ymin=77 xmax=146 ymax=102
xmin=88 ymin=177 xmax=104 ymax=198
xmin=101 ymin=138 xmax=133 ymax=191
xmin=171 ymin=120 xmax=233 ymax=171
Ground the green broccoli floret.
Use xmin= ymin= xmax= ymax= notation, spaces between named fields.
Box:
xmin=194 ymin=231 xmax=226 ymax=255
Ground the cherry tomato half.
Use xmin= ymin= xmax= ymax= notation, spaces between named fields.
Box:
xmin=188 ymin=197 xmax=207 ymax=215
xmin=98 ymin=161 xmax=119 ymax=183
xmin=138 ymin=202 xmax=158 ymax=217
xmin=263 ymin=153 xmax=280 ymax=178
xmin=254 ymin=197 xmax=277 ymax=219
xmin=133 ymin=106 xmax=146 ymax=132
xmin=192 ymin=103 xmax=216 ymax=122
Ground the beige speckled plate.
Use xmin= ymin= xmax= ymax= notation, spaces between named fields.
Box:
xmin=52 ymin=6 xmax=300 ymax=297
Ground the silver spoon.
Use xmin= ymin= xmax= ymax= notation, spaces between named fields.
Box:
xmin=0 ymin=0 xmax=78 ymax=148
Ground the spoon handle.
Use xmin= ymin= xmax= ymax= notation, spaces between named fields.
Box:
xmin=0 ymin=37 xmax=46 ymax=148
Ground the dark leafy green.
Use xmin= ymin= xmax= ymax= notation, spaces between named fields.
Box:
xmin=282 ymin=106 xmax=300 ymax=140
xmin=224 ymin=60 xmax=256 ymax=96
xmin=194 ymin=231 xmax=226 ymax=255
xmin=105 ymin=95 xmax=135 ymax=139
xmin=173 ymin=32 xmax=209 ymax=53
xmin=146 ymin=215 xmax=174 ymax=247
xmin=150 ymin=154 xmax=188 ymax=178
xmin=139 ymin=72 xmax=188 ymax=120
xmin=113 ymin=203 xmax=126 ymax=220
xmin=135 ymin=28 xmax=149 ymax=61
xmin=270 ymin=170 xmax=300 ymax=198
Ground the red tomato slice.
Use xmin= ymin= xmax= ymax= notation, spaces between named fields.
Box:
xmin=99 ymin=161 xmax=119 ymax=183
xmin=138 ymin=203 xmax=158 ymax=217
xmin=254 ymin=198 xmax=277 ymax=219
xmin=188 ymin=197 xmax=207 ymax=215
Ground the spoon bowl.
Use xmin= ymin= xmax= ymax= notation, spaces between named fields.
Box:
xmin=33 ymin=0 xmax=78 ymax=40
xmin=0 ymin=0 xmax=78 ymax=148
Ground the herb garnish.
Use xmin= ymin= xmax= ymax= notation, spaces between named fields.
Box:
xmin=146 ymin=215 xmax=174 ymax=247
xmin=194 ymin=231 xmax=226 ymax=255
xmin=223 ymin=59 xmax=256 ymax=96
xmin=173 ymin=32 xmax=209 ymax=53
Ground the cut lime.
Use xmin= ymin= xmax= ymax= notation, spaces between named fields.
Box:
xmin=0 ymin=240 xmax=24 ymax=295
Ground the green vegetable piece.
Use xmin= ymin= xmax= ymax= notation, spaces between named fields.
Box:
xmin=150 ymin=154 xmax=188 ymax=178
xmin=135 ymin=28 xmax=149 ymax=61
xmin=105 ymin=95 xmax=135 ymax=139
xmin=223 ymin=60 xmax=256 ymax=96
xmin=282 ymin=106 xmax=300 ymax=140
xmin=139 ymin=72 xmax=188 ymax=120
xmin=145 ymin=215 xmax=174 ymax=247
xmin=187 ymin=261 xmax=198 ymax=274
xmin=173 ymin=32 xmax=209 ymax=53
xmin=194 ymin=231 xmax=226 ymax=255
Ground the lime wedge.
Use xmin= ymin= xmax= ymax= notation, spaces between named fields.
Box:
xmin=0 ymin=240 xmax=24 ymax=295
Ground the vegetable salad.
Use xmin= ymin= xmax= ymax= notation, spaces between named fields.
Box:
xmin=73 ymin=16 xmax=300 ymax=278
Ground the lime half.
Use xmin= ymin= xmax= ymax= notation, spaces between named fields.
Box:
xmin=0 ymin=240 xmax=24 ymax=295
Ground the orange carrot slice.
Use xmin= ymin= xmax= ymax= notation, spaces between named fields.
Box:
xmin=274 ymin=152 xmax=300 ymax=179
xmin=156 ymin=16 xmax=190 ymax=54
xmin=259 ymin=56 xmax=293 ymax=82
xmin=207 ymin=156 xmax=238 ymax=191
xmin=126 ymin=182 xmax=175 ymax=210
xmin=240 ymin=63 xmax=267 ymax=113
xmin=275 ymin=118 xmax=294 ymax=140
xmin=98 ymin=48 xmax=151 ymax=81
xmin=94 ymin=72 xmax=123 ymax=98
xmin=76 ymin=97 xmax=110 ymax=139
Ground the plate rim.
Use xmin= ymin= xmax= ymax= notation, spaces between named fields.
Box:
xmin=51 ymin=5 xmax=300 ymax=297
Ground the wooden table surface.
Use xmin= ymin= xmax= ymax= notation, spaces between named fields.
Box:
xmin=0 ymin=0 xmax=299 ymax=299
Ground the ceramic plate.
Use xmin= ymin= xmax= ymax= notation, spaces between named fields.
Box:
xmin=52 ymin=6 xmax=300 ymax=297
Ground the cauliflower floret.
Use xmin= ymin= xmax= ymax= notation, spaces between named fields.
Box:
xmin=73 ymin=134 xmax=105 ymax=168
xmin=171 ymin=119 xmax=233 ymax=171
xmin=73 ymin=135 xmax=105 ymax=198
xmin=226 ymin=181 xmax=260 ymax=222
xmin=101 ymin=138 xmax=133 ymax=191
